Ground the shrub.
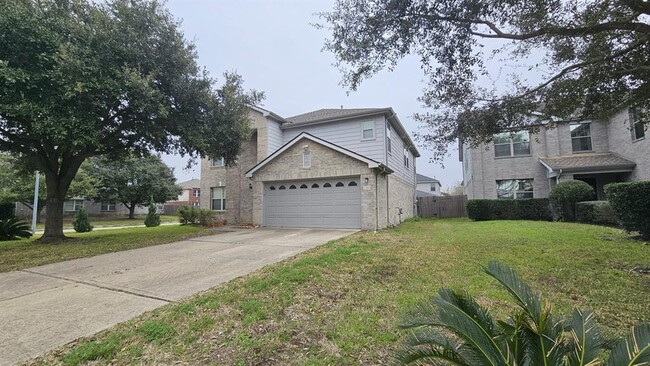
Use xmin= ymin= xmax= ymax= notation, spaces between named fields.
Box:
xmin=467 ymin=199 xmax=553 ymax=221
xmin=575 ymin=201 xmax=619 ymax=226
xmin=178 ymin=206 xmax=217 ymax=226
xmin=549 ymin=180 xmax=595 ymax=221
xmin=605 ymin=181 xmax=650 ymax=239
xmin=0 ymin=216 xmax=33 ymax=241
xmin=144 ymin=202 xmax=160 ymax=227
xmin=395 ymin=261 xmax=650 ymax=366
xmin=72 ymin=208 xmax=93 ymax=233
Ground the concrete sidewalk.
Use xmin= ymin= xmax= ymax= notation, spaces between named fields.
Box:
xmin=0 ymin=227 xmax=355 ymax=365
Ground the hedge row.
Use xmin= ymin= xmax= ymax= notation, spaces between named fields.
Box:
xmin=467 ymin=199 xmax=553 ymax=221
xmin=605 ymin=181 xmax=650 ymax=239
xmin=575 ymin=201 xmax=619 ymax=226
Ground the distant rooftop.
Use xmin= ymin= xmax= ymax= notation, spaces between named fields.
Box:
xmin=178 ymin=179 xmax=200 ymax=189
xmin=416 ymin=173 xmax=440 ymax=184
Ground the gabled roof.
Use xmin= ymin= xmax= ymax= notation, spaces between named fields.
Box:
xmin=539 ymin=153 xmax=636 ymax=176
xmin=416 ymin=173 xmax=440 ymax=184
xmin=178 ymin=179 xmax=200 ymax=190
xmin=283 ymin=107 xmax=420 ymax=158
xmin=245 ymin=132 xmax=392 ymax=178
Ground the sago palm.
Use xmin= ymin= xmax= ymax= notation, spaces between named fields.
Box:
xmin=395 ymin=261 xmax=650 ymax=366
xmin=0 ymin=216 xmax=33 ymax=241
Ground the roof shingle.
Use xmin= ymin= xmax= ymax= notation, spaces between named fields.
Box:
xmin=540 ymin=153 xmax=636 ymax=172
xmin=285 ymin=108 xmax=388 ymax=124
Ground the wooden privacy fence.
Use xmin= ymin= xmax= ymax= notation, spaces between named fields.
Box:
xmin=417 ymin=195 xmax=467 ymax=218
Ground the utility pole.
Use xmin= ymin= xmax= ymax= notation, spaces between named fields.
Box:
xmin=31 ymin=170 xmax=39 ymax=233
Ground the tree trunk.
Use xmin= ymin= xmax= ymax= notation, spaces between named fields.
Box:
xmin=39 ymin=156 xmax=85 ymax=242
xmin=128 ymin=204 xmax=136 ymax=219
xmin=41 ymin=195 xmax=66 ymax=242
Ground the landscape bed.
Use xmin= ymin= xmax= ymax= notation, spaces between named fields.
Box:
xmin=25 ymin=218 xmax=650 ymax=365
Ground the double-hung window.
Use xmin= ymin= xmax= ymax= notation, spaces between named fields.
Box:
xmin=361 ymin=121 xmax=375 ymax=140
xmin=570 ymin=123 xmax=592 ymax=152
xmin=211 ymin=157 xmax=225 ymax=167
xmin=101 ymin=202 xmax=116 ymax=212
xmin=386 ymin=123 xmax=392 ymax=153
xmin=496 ymin=179 xmax=534 ymax=199
xmin=63 ymin=199 xmax=84 ymax=212
xmin=211 ymin=187 xmax=226 ymax=211
xmin=494 ymin=131 xmax=530 ymax=157
xmin=631 ymin=107 xmax=645 ymax=141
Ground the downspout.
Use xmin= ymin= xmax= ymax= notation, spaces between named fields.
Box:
xmin=556 ymin=169 xmax=563 ymax=184
xmin=375 ymin=171 xmax=379 ymax=232
xmin=386 ymin=171 xmax=391 ymax=226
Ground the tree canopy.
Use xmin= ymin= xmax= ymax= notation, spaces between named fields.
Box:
xmin=320 ymin=0 xmax=650 ymax=161
xmin=0 ymin=0 xmax=261 ymax=240
xmin=89 ymin=155 xmax=181 ymax=219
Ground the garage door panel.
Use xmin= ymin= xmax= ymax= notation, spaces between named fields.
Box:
xmin=263 ymin=178 xmax=361 ymax=229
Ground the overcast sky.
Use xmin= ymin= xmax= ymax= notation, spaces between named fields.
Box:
xmin=162 ymin=0 xmax=464 ymax=189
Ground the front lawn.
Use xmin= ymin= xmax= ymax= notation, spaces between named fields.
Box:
xmin=28 ymin=219 xmax=650 ymax=365
xmin=0 ymin=225 xmax=212 ymax=273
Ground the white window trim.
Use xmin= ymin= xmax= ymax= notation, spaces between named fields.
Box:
xmin=361 ymin=121 xmax=375 ymax=141
xmin=211 ymin=157 xmax=225 ymax=167
xmin=570 ymin=123 xmax=593 ymax=152
xmin=302 ymin=151 xmax=311 ymax=168
xmin=211 ymin=187 xmax=226 ymax=211
xmin=100 ymin=202 xmax=116 ymax=212
xmin=63 ymin=199 xmax=85 ymax=212
xmin=493 ymin=131 xmax=531 ymax=158
xmin=386 ymin=123 xmax=392 ymax=154
xmin=496 ymin=179 xmax=534 ymax=200
xmin=631 ymin=108 xmax=646 ymax=141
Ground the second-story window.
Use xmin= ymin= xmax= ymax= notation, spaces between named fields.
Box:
xmin=386 ymin=123 xmax=392 ymax=153
xmin=302 ymin=151 xmax=311 ymax=168
xmin=494 ymin=131 xmax=530 ymax=157
xmin=631 ymin=107 xmax=645 ymax=141
xmin=570 ymin=123 xmax=592 ymax=152
xmin=211 ymin=157 xmax=225 ymax=167
xmin=362 ymin=121 xmax=375 ymax=139
xmin=430 ymin=184 xmax=436 ymax=192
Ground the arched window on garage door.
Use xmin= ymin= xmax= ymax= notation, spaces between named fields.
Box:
xmin=335 ymin=182 xmax=344 ymax=187
xmin=348 ymin=181 xmax=357 ymax=186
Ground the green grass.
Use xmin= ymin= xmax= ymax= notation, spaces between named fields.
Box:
xmin=28 ymin=219 xmax=650 ymax=365
xmin=35 ymin=215 xmax=179 ymax=230
xmin=0 ymin=225 xmax=211 ymax=272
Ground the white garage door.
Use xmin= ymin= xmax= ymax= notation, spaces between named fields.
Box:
xmin=263 ymin=177 xmax=361 ymax=229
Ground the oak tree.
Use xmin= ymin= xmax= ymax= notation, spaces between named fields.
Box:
xmin=321 ymin=0 xmax=649 ymax=161
xmin=0 ymin=0 xmax=261 ymax=241
xmin=89 ymin=155 xmax=181 ymax=219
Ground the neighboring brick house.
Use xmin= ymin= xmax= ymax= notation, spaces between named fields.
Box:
xmin=460 ymin=107 xmax=648 ymax=200
xmin=416 ymin=173 xmax=442 ymax=197
xmin=166 ymin=179 xmax=201 ymax=207
xmin=200 ymin=106 xmax=420 ymax=230
xmin=14 ymin=199 xmax=147 ymax=219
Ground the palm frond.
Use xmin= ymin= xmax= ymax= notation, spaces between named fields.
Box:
xmin=393 ymin=344 xmax=471 ymax=366
xmin=566 ymin=309 xmax=605 ymax=366
xmin=605 ymin=323 xmax=650 ymax=366
xmin=484 ymin=262 xmax=544 ymax=324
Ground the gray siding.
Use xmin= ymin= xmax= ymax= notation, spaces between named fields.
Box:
xmin=267 ymin=119 xmax=283 ymax=155
xmin=385 ymin=119 xmax=416 ymax=184
xmin=282 ymin=115 xmax=386 ymax=163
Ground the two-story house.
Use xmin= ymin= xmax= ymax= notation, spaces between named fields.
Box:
xmin=200 ymin=106 xmax=420 ymax=230
xmin=460 ymin=107 xmax=648 ymax=200
xmin=166 ymin=179 xmax=201 ymax=207
xmin=416 ymin=173 xmax=442 ymax=197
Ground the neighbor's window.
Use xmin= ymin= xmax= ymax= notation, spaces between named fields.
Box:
xmin=211 ymin=187 xmax=226 ymax=211
xmin=631 ymin=107 xmax=645 ymax=141
xmin=386 ymin=123 xmax=392 ymax=153
xmin=570 ymin=123 xmax=592 ymax=152
xmin=497 ymin=179 xmax=533 ymax=199
xmin=430 ymin=184 xmax=436 ymax=192
xmin=494 ymin=131 xmax=530 ymax=157
xmin=63 ymin=199 xmax=84 ymax=212
xmin=302 ymin=151 xmax=311 ymax=168
xmin=193 ymin=190 xmax=200 ymax=197
xmin=211 ymin=157 xmax=225 ymax=167
xmin=100 ymin=202 xmax=116 ymax=212
xmin=362 ymin=121 xmax=375 ymax=139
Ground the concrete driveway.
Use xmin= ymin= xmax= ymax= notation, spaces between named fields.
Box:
xmin=0 ymin=227 xmax=355 ymax=366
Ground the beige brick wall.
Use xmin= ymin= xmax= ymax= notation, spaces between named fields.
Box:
xmin=387 ymin=175 xmax=416 ymax=225
xmin=607 ymin=108 xmax=650 ymax=181
xmin=251 ymin=137 xmax=378 ymax=229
